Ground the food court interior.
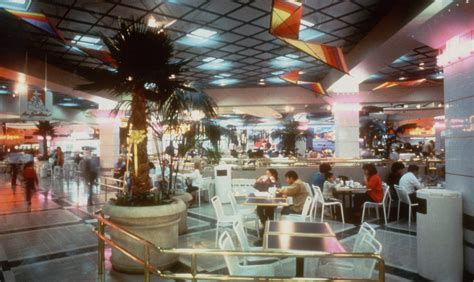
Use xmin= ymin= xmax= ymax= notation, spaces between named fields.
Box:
xmin=0 ymin=0 xmax=472 ymax=281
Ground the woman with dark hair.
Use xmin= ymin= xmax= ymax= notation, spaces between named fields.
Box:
xmin=23 ymin=161 xmax=38 ymax=205
xmin=354 ymin=163 xmax=383 ymax=214
xmin=255 ymin=169 xmax=281 ymax=232
xmin=254 ymin=169 xmax=280 ymax=191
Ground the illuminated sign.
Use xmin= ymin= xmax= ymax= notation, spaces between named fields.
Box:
xmin=0 ymin=0 xmax=31 ymax=11
xmin=0 ymin=135 xmax=22 ymax=140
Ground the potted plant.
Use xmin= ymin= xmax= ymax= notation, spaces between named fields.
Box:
xmin=77 ymin=19 xmax=215 ymax=273
xmin=33 ymin=121 xmax=57 ymax=160
xmin=271 ymin=119 xmax=310 ymax=157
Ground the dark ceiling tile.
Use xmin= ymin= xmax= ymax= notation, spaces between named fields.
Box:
xmin=201 ymin=0 xmax=243 ymax=15
xmin=227 ymin=6 xmax=266 ymax=22
xmin=237 ymin=48 xmax=262 ymax=56
xmin=209 ymin=17 xmax=242 ymax=30
xmin=155 ymin=2 xmax=193 ymax=17
xmin=235 ymin=37 xmax=262 ymax=48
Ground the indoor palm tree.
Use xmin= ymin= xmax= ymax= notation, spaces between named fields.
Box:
xmin=77 ymin=20 xmax=214 ymax=203
xmin=271 ymin=119 xmax=309 ymax=156
xmin=33 ymin=121 xmax=57 ymax=159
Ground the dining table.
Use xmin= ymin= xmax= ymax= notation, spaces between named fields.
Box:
xmin=242 ymin=192 xmax=291 ymax=207
xmin=263 ymin=220 xmax=346 ymax=277
xmin=333 ymin=186 xmax=370 ymax=210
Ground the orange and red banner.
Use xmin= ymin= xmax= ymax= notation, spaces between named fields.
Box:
xmin=270 ymin=0 xmax=348 ymax=74
xmin=280 ymin=70 xmax=326 ymax=95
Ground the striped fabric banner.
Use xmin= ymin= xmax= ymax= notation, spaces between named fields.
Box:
xmin=372 ymin=78 xmax=428 ymax=91
xmin=280 ymin=70 xmax=327 ymax=95
xmin=6 ymin=9 xmax=65 ymax=42
xmin=270 ymin=0 xmax=349 ymax=74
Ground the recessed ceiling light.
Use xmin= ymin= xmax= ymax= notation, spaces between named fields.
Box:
xmin=58 ymin=103 xmax=80 ymax=107
xmin=72 ymin=35 xmax=103 ymax=50
xmin=202 ymin=57 xmax=216 ymax=62
xmin=399 ymin=76 xmax=406 ymax=80
xmin=258 ymin=82 xmax=265 ymax=85
xmin=259 ymin=78 xmax=264 ymax=82
xmin=416 ymin=104 xmax=421 ymax=109
xmin=220 ymin=83 xmax=226 ymax=86
xmin=169 ymin=74 xmax=176 ymax=79
xmin=326 ymin=105 xmax=331 ymax=111
xmin=419 ymin=66 xmax=425 ymax=70
xmin=299 ymin=71 xmax=305 ymax=74
xmin=285 ymin=54 xmax=299 ymax=59
xmin=438 ymin=103 xmax=443 ymax=108
xmin=271 ymin=71 xmax=285 ymax=75
xmin=221 ymin=73 xmax=231 ymax=77
xmin=188 ymin=28 xmax=216 ymax=39
xmin=403 ymin=104 xmax=409 ymax=108
xmin=419 ymin=62 xmax=425 ymax=66
xmin=435 ymin=73 xmax=444 ymax=79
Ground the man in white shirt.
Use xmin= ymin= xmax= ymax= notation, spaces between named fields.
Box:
xmin=399 ymin=165 xmax=422 ymax=201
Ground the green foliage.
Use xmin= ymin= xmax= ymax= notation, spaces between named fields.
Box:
xmin=271 ymin=119 xmax=309 ymax=156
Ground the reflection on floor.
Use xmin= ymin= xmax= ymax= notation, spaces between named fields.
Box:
xmin=0 ymin=174 xmax=426 ymax=281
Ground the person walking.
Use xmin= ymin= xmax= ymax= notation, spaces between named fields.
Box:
xmin=8 ymin=149 xmax=21 ymax=187
xmin=23 ymin=161 xmax=38 ymax=206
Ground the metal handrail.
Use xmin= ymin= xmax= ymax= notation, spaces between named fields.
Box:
xmin=94 ymin=210 xmax=385 ymax=282
xmin=98 ymin=177 xmax=124 ymax=202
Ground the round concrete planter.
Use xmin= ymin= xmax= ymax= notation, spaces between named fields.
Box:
xmin=103 ymin=199 xmax=186 ymax=273
xmin=172 ymin=192 xmax=193 ymax=235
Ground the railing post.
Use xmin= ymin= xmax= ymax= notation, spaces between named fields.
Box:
xmin=144 ymin=245 xmax=150 ymax=282
xmin=378 ymin=257 xmax=385 ymax=282
xmin=191 ymin=253 xmax=197 ymax=282
xmin=97 ymin=212 xmax=105 ymax=281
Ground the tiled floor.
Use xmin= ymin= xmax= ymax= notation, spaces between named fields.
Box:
xmin=0 ymin=174 xmax=428 ymax=281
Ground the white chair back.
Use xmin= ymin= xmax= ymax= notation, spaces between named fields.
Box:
xmin=211 ymin=196 xmax=226 ymax=220
xmin=352 ymin=234 xmax=383 ymax=278
xmin=312 ymin=185 xmax=325 ymax=204
xmin=228 ymin=192 xmax=239 ymax=214
xmin=303 ymin=182 xmax=313 ymax=196
xmin=354 ymin=222 xmax=376 ymax=251
xmin=301 ymin=196 xmax=313 ymax=217
xmin=218 ymin=231 xmax=241 ymax=275
xmin=233 ymin=220 xmax=250 ymax=251
xmin=381 ymin=183 xmax=391 ymax=203
xmin=394 ymin=185 xmax=411 ymax=205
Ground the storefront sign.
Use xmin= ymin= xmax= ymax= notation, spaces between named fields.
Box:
xmin=19 ymin=89 xmax=52 ymax=121
xmin=0 ymin=135 xmax=21 ymax=140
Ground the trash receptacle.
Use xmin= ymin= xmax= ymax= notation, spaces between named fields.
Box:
xmin=416 ymin=189 xmax=463 ymax=281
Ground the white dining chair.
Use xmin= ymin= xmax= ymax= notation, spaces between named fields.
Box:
xmin=219 ymin=231 xmax=277 ymax=277
xmin=319 ymin=232 xmax=382 ymax=279
xmin=395 ymin=185 xmax=419 ymax=228
xmin=211 ymin=196 xmax=242 ymax=247
xmin=361 ymin=183 xmax=390 ymax=224
xmin=312 ymin=185 xmax=345 ymax=224
xmin=197 ymin=177 xmax=212 ymax=207
xmin=280 ymin=196 xmax=313 ymax=222
xmin=228 ymin=192 xmax=260 ymax=236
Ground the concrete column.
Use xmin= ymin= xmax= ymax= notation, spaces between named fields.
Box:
xmin=99 ymin=123 xmax=120 ymax=170
xmin=333 ymin=104 xmax=360 ymax=158
xmin=444 ymin=54 xmax=474 ymax=273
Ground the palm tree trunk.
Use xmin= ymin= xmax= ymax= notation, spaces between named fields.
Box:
xmin=42 ymin=135 xmax=48 ymax=158
xmin=130 ymin=90 xmax=151 ymax=195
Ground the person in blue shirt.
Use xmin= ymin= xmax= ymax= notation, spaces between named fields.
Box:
xmin=311 ymin=163 xmax=332 ymax=192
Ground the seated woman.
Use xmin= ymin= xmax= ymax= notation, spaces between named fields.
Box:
xmin=354 ymin=163 xmax=383 ymax=215
xmin=254 ymin=169 xmax=280 ymax=230
xmin=254 ymin=169 xmax=280 ymax=191
xmin=184 ymin=162 xmax=203 ymax=206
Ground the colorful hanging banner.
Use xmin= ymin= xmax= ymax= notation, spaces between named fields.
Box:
xmin=19 ymin=89 xmax=53 ymax=121
xmin=280 ymin=70 xmax=326 ymax=95
xmin=72 ymin=44 xmax=117 ymax=67
xmin=6 ymin=9 xmax=65 ymax=42
xmin=372 ymin=78 xmax=428 ymax=91
xmin=270 ymin=0 xmax=349 ymax=74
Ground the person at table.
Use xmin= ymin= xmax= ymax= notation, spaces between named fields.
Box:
xmin=277 ymin=171 xmax=309 ymax=215
xmin=399 ymin=165 xmax=422 ymax=202
xmin=311 ymin=163 xmax=332 ymax=191
xmin=184 ymin=162 xmax=203 ymax=206
xmin=254 ymin=169 xmax=281 ymax=229
xmin=323 ymin=172 xmax=338 ymax=200
xmin=254 ymin=169 xmax=280 ymax=191
xmin=354 ymin=164 xmax=383 ymax=214
xmin=386 ymin=161 xmax=405 ymax=200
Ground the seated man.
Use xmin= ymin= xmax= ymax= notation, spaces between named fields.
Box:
xmin=399 ymin=165 xmax=423 ymax=202
xmin=278 ymin=170 xmax=309 ymax=215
